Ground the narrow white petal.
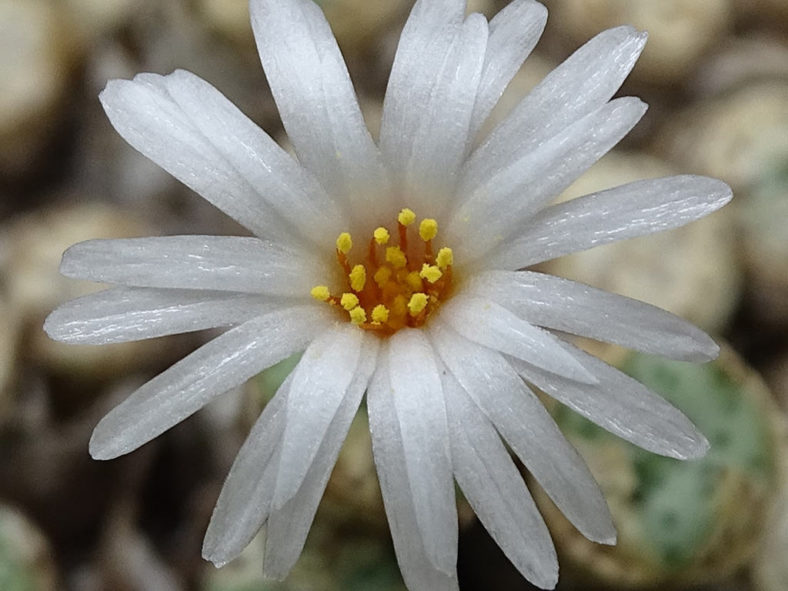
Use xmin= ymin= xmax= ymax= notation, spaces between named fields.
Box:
xmin=463 ymin=26 xmax=646 ymax=194
xmin=60 ymin=236 xmax=323 ymax=297
xmin=430 ymin=324 xmax=616 ymax=544
xmin=379 ymin=0 xmax=465 ymax=192
xmin=450 ymin=97 xmax=648 ymax=263
xmin=387 ymin=329 xmax=457 ymax=575
xmin=250 ymin=0 xmax=387 ymax=221
xmin=467 ymin=270 xmax=720 ymax=362
xmin=271 ymin=324 xmax=364 ymax=510
xmin=89 ymin=305 xmax=331 ymax=460
xmin=368 ymin=353 xmax=460 ymax=591
xmin=438 ymin=295 xmax=597 ymax=384
xmin=262 ymin=334 xmax=379 ymax=579
xmin=99 ymin=73 xmax=327 ymax=246
xmin=442 ymin=372 xmax=558 ymax=589
xmin=509 ymin=345 xmax=709 ymax=460
xmin=202 ymin=374 xmax=292 ymax=566
xmin=384 ymin=13 xmax=488 ymax=215
xmin=469 ymin=0 xmax=547 ymax=140
xmin=44 ymin=287 xmax=273 ymax=344
xmin=488 ymin=175 xmax=733 ymax=269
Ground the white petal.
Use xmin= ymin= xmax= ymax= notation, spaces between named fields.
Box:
xmin=44 ymin=287 xmax=272 ymax=344
xmin=469 ymin=0 xmax=547 ymax=140
xmin=383 ymin=13 xmax=488 ymax=215
xmin=262 ymin=333 xmax=379 ymax=579
xmin=60 ymin=236 xmax=322 ymax=297
xmin=250 ymin=0 xmax=387 ymax=222
xmin=100 ymin=73 xmax=330 ymax=246
xmin=368 ymin=352 xmax=460 ymax=591
xmin=442 ymin=372 xmax=558 ymax=589
xmin=387 ymin=329 xmax=457 ymax=575
xmin=438 ymin=295 xmax=597 ymax=383
xmin=463 ymin=26 xmax=646 ymax=194
xmin=509 ymin=345 xmax=709 ymax=460
xmin=379 ymin=0 xmax=464 ymax=200
xmin=429 ymin=323 xmax=616 ymax=544
xmin=467 ymin=270 xmax=720 ymax=362
xmin=271 ymin=324 xmax=364 ymax=510
xmin=450 ymin=97 xmax=647 ymax=264
xmin=488 ymin=175 xmax=734 ymax=269
xmin=202 ymin=374 xmax=292 ymax=566
xmin=89 ymin=305 xmax=331 ymax=460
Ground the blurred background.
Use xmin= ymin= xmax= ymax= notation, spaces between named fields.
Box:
xmin=0 ymin=0 xmax=787 ymax=589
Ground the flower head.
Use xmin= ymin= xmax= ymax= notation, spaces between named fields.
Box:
xmin=45 ymin=0 xmax=732 ymax=589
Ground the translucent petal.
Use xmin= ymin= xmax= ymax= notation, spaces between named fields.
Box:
xmin=438 ymin=295 xmax=597 ymax=383
xmin=100 ymin=73 xmax=327 ymax=246
xmin=387 ymin=329 xmax=457 ymax=575
xmin=488 ymin=175 xmax=733 ymax=269
xmin=466 ymin=270 xmax=719 ymax=362
xmin=250 ymin=0 xmax=386 ymax=224
xmin=429 ymin=323 xmax=616 ymax=544
xmin=450 ymin=97 xmax=647 ymax=264
xmin=202 ymin=373 xmax=293 ymax=566
xmin=383 ymin=13 xmax=488 ymax=216
xmin=262 ymin=333 xmax=379 ymax=579
xmin=469 ymin=0 xmax=547 ymax=140
xmin=509 ymin=344 xmax=709 ymax=460
xmin=463 ymin=26 xmax=646 ymax=194
xmin=443 ymin=372 xmax=558 ymax=589
xmin=379 ymin=0 xmax=465 ymax=193
xmin=89 ymin=305 xmax=331 ymax=460
xmin=44 ymin=287 xmax=273 ymax=345
xmin=271 ymin=324 xmax=364 ymax=510
xmin=368 ymin=353 xmax=460 ymax=591
xmin=60 ymin=236 xmax=322 ymax=297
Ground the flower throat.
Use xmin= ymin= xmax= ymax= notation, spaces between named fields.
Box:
xmin=311 ymin=208 xmax=454 ymax=335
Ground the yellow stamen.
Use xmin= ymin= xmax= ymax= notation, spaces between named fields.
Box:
xmin=419 ymin=264 xmax=442 ymax=284
xmin=408 ymin=293 xmax=429 ymax=316
xmin=349 ymin=264 xmax=367 ymax=292
xmin=419 ymin=218 xmax=438 ymax=242
xmin=371 ymin=304 xmax=390 ymax=324
xmin=373 ymin=227 xmax=390 ymax=245
xmin=336 ymin=232 xmax=353 ymax=254
xmin=385 ymin=246 xmax=407 ymax=269
xmin=374 ymin=266 xmax=392 ymax=288
xmin=397 ymin=208 xmax=416 ymax=226
xmin=349 ymin=306 xmax=367 ymax=325
xmin=340 ymin=292 xmax=359 ymax=311
xmin=310 ymin=285 xmax=331 ymax=301
xmin=436 ymin=247 xmax=453 ymax=270
xmin=406 ymin=271 xmax=423 ymax=291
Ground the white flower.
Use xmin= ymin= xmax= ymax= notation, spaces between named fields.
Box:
xmin=45 ymin=0 xmax=732 ymax=589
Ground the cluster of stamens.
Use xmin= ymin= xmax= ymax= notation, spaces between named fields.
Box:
xmin=311 ymin=208 xmax=454 ymax=335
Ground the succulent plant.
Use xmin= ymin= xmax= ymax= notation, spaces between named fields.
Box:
xmin=539 ymin=345 xmax=780 ymax=588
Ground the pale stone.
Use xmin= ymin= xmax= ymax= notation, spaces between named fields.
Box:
xmin=549 ymin=0 xmax=733 ymax=85
xmin=0 ymin=0 xmax=78 ymax=174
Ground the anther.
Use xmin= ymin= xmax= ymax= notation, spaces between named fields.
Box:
xmin=349 ymin=306 xmax=367 ymax=325
xmin=397 ymin=208 xmax=416 ymax=226
xmin=349 ymin=264 xmax=367 ymax=292
xmin=371 ymin=304 xmax=390 ymax=324
xmin=340 ymin=293 xmax=359 ymax=311
xmin=336 ymin=232 xmax=352 ymax=254
xmin=385 ymin=246 xmax=407 ymax=269
xmin=419 ymin=264 xmax=442 ymax=284
xmin=408 ymin=293 xmax=429 ymax=316
xmin=373 ymin=227 xmax=390 ymax=245
xmin=310 ymin=285 xmax=331 ymax=301
xmin=436 ymin=247 xmax=453 ymax=270
xmin=419 ymin=218 xmax=438 ymax=242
